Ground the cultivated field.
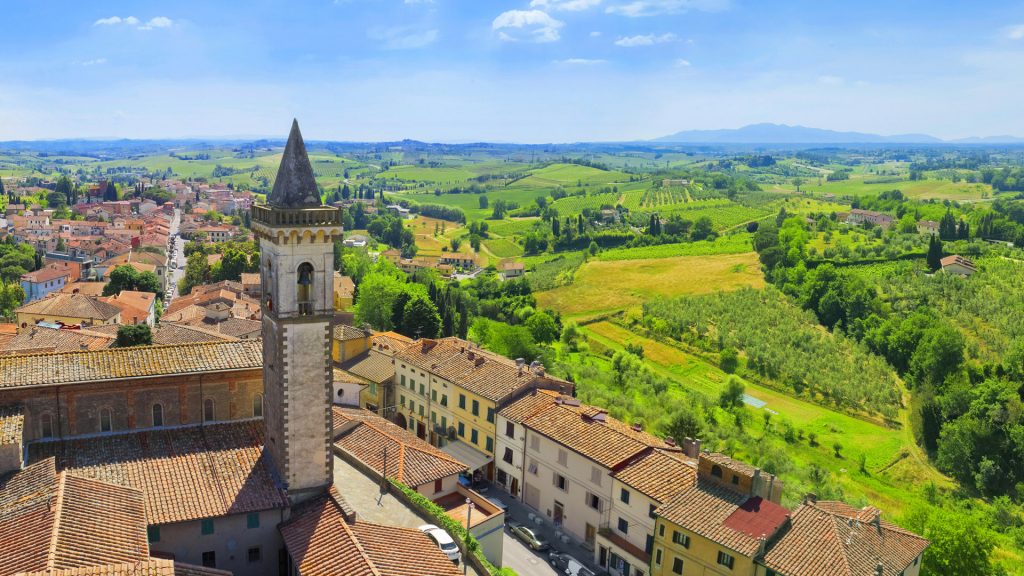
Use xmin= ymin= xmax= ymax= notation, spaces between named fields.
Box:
xmin=536 ymin=251 xmax=764 ymax=319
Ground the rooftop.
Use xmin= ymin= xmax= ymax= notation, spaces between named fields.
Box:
xmin=655 ymin=479 xmax=790 ymax=556
xmin=269 ymin=120 xmax=323 ymax=209
xmin=0 ymin=339 xmax=261 ymax=389
xmin=612 ymin=447 xmax=697 ymax=503
xmin=28 ymin=420 xmax=288 ymax=525
xmin=15 ymin=293 xmax=122 ymax=323
xmin=339 ymin=350 xmax=397 ymax=384
xmin=760 ymin=500 xmax=929 ymax=576
xmin=332 ymin=406 xmax=467 ymax=488
xmin=501 ymin=389 xmax=668 ymax=469
xmin=0 ymin=459 xmax=149 ymax=575
xmin=397 ymin=338 xmax=566 ymax=402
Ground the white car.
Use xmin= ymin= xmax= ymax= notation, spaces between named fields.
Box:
xmin=418 ymin=524 xmax=461 ymax=564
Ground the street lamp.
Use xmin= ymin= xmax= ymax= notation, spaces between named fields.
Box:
xmin=464 ymin=498 xmax=474 ymax=575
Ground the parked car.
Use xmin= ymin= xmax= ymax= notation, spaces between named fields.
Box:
xmin=418 ymin=524 xmax=461 ymax=564
xmin=508 ymin=522 xmax=549 ymax=551
xmin=549 ymin=552 xmax=596 ymax=576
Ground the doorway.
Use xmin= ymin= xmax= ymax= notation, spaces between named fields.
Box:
xmin=510 ymin=477 xmax=520 ymax=498
xmin=416 ymin=421 xmax=426 ymax=440
xmin=585 ymin=523 xmax=596 ymax=549
xmin=553 ymin=500 xmax=564 ymax=526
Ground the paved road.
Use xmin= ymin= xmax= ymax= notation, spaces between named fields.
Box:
xmin=165 ymin=209 xmax=185 ymax=304
xmin=502 ymin=531 xmax=558 ymax=576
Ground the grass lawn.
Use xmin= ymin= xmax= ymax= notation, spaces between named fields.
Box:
xmin=406 ymin=215 xmax=463 ymax=257
xmin=511 ymin=163 xmax=629 ymax=188
xmin=536 ymin=251 xmax=765 ymax=320
xmin=774 ymin=176 xmax=992 ymax=201
xmin=581 ymin=321 xmax=951 ymax=516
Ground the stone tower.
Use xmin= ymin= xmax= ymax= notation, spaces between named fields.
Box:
xmin=252 ymin=120 xmax=343 ymax=503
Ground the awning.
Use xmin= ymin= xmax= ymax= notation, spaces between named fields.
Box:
xmin=441 ymin=440 xmax=492 ymax=472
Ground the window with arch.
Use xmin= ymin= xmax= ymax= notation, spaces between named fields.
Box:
xmin=711 ymin=465 xmax=723 ymax=479
xmin=297 ymin=262 xmax=314 ymax=315
xmin=100 ymin=408 xmax=112 ymax=432
xmin=204 ymin=399 xmax=215 ymax=422
xmin=40 ymin=413 xmax=54 ymax=438
xmin=152 ymin=404 xmax=164 ymax=427
xmin=252 ymin=394 xmax=264 ymax=418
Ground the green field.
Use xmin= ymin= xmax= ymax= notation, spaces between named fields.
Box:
xmin=773 ymin=176 xmax=993 ymax=201
xmin=536 ymin=251 xmax=764 ymax=320
xmin=596 ymin=234 xmax=754 ymax=261
xmin=510 ymin=163 xmax=629 ymax=188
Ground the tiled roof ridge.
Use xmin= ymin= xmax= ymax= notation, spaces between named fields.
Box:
xmin=46 ymin=471 xmax=68 ymax=572
xmin=352 ymin=414 xmax=467 ymax=472
xmin=818 ymin=505 xmax=856 ymax=576
xmin=197 ymin=427 xmax=234 ymax=519
xmin=337 ymin=517 xmax=384 ymax=576
xmin=0 ymin=338 xmax=260 ymax=361
xmin=810 ymin=500 xmax=927 ymax=542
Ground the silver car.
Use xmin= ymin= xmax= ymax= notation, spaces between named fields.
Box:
xmin=549 ymin=552 xmax=595 ymax=576
xmin=508 ymin=522 xmax=548 ymax=551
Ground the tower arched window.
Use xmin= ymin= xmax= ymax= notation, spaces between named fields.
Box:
xmin=297 ymin=262 xmax=314 ymax=315
xmin=204 ymin=399 xmax=215 ymax=422
xmin=152 ymin=404 xmax=164 ymax=427
xmin=253 ymin=394 xmax=264 ymax=418
xmin=100 ymin=408 xmax=112 ymax=432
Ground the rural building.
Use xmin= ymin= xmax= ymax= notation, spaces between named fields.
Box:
xmin=845 ymin=208 xmax=894 ymax=229
xmin=917 ymin=219 xmax=940 ymax=235
xmin=100 ymin=290 xmax=158 ymax=326
xmin=439 ymin=252 xmax=477 ymax=269
xmin=240 ymin=272 xmax=261 ymax=298
xmin=940 ymin=254 xmax=976 ymax=276
xmin=343 ymin=233 xmax=368 ymax=248
xmin=333 ymin=272 xmax=355 ymax=310
xmin=501 ymin=260 xmax=525 ymax=280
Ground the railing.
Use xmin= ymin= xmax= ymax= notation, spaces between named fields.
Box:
xmin=251 ymin=204 xmax=343 ymax=227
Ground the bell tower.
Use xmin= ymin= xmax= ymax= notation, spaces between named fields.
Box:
xmin=252 ymin=119 xmax=343 ymax=502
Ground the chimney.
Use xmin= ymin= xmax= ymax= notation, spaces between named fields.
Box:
xmin=467 ymin=351 xmax=475 ymax=361
xmin=474 ymin=356 xmax=485 ymax=367
xmin=875 ymin=563 xmax=884 ymax=576
xmin=682 ymin=437 xmax=701 ymax=458
xmin=631 ymin=422 xmax=643 ymax=432
xmin=516 ymin=358 xmax=525 ymax=367
xmin=529 ymin=360 xmax=539 ymax=371
xmin=664 ymin=436 xmax=676 ymax=447
xmin=804 ymin=493 xmax=817 ymax=504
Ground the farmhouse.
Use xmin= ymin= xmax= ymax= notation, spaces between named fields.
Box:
xmin=940 ymin=254 xmax=976 ymax=276
xmin=917 ymin=219 xmax=940 ymax=235
xmin=501 ymin=260 xmax=525 ymax=280
xmin=845 ymin=208 xmax=894 ymax=229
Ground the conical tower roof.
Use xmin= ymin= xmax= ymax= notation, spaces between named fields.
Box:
xmin=268 ymin=119 xmax=322 ymax=209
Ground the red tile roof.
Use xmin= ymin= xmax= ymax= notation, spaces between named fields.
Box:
xmin=332 ymin=407 xmax=467 ymax=488
xmin=27 ymin=421 xmax=288 ymax=525
xmin=612 ymin=448 xmax=697 ymax=503
xmin=655 ymin=480 xmax=788 ymax=556
xmin=350 ymin=521 xmax=462 ymax=576
xmin=760 ymin=500 xmax=929 ymax=576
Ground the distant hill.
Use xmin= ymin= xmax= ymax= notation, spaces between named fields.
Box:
xmin=654 ymin=123 xmax=943 ymax=144
xmin=950 ymin=135 xmax=1024 ymax=144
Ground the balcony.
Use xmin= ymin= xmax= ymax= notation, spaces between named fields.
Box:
xmin=597 ymin=527 xmax=651 ymax=565
xmin=251 ymin=204 xmax=343 ymax=227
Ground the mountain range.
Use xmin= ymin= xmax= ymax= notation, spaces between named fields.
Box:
xmin=654 ymin=123 xmax=1024 ymax=144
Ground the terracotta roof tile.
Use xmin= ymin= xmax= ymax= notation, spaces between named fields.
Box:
xmin=15 ymin=294 xmax=122 ymax=323
xmin=0 ymin=340 xmax=262 ymax=389
xmin=761 ymin=501 xmax=929 ymax=576
xmin=350 ymin=521 xmax=461 ymax=576
xmin=333 ymin=407 xmax=467 ymax=487
xmin=0 ymin=404 xmax=24 ymax=445
xmin=280 ymin=487 xmax=380 ymax=576
xmin=655 ymin=480 xmax=789 ymax=556
xmin=0 ymin=327 xmax=116 ymax=356
xmin=502 ymin=390 xmax=668 ymax=469
xmin=339 ymin=351 xmax=396 ymax=384
xmin=612 ymin=448 xmax=696 ymax=503
xmin=27 ymin=421 xmax=288 ymax=525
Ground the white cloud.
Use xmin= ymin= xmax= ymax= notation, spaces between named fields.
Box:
xmin=93 ymin=15 xmax=171 ymax=30
xmin=554 ymin=58 xmax=607 ymax=65
xmin=606 ymin=0 xmax=728 ymax=17
xmin=492 ymin=10 xmax=564 ymax=43
xmin=818 ymin=75 xmax=844 ymax=86
xmin=367 ymin=26 xmax=439 ymax=49
xmin=675 ymin=58 xmax=691 ymax=67
xmin=590 ymin=31 xmax=602 ymax=37
xmin=1006 ymin=24 xmax=1024 ymax=40
xmin=81 ymin=58 xmax=108 ymax=66
xmin=140 ymin=17 xmax=173 ymax=30
xmin=530 ymin=0 xmax=601 ymax=11
xmin=614 ymin=33 xmax=677 ymax=47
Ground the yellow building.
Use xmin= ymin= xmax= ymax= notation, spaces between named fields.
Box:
xmin=393 ymin=337 xmax=570 ymax=481
xmin=14 ymin=293 xmax=121 ymax=329
xmin=333 ymin=272 xmax=355 ymax=311
xmin=332 ymin=325 xmax=413 ymax=416
xmin=651 ymin=454 xmax=786 ymax=576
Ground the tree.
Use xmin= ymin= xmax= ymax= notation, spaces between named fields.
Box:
xmin=904 ymin=506 xmax=1001 ymax=576
xmin=116 ymin=324 xmax=152 ymax=347
xmin=478 ymin=195 xmax=489 ymax=209
xmin=909 ymin=324 xmax=964 ymax=387
xmin=666 ymin=406 xmax=704 ymax=441
xmin=718 ymin=376 xmax=745 ymax=409
xmin=551 ymin=217 xmax=560 ymax=237
xmin=179 ymin=251 xmax=211 ymax=295
xmin=792 ymin=178 xmax=804 ymax=193
xmin=103 ymin=265 xmax=161 ymax=296
xmin=525 ymin=310 xmax=559 ymax=344
xmin=400 ymin=294 xmax=441 ymax=338
xmin=939 ymin=210 xmax=958 ymax=240
xmin=926 ymin=234 xmax=943 ymax=272
xmin=691 ymin=216 xmax=714 ymax=241
xmin=719 ymin=347 xmax=739 ymax=374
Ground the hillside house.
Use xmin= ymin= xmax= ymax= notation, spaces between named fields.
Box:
xmin=845 ymin=209 xmax=894 ymax=229
xmin=940 ymin=254 xmax=976 ymax=277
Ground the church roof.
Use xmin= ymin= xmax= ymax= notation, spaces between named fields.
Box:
xmin=269 ymin=119 xmax=323 ymax=209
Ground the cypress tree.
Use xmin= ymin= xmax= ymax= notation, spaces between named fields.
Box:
xmin=927 ymin=234 xmax=944 ymax=271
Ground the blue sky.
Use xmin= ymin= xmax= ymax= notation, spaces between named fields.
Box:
xmin=2 ymin=0 xmax=1024 ymax=142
